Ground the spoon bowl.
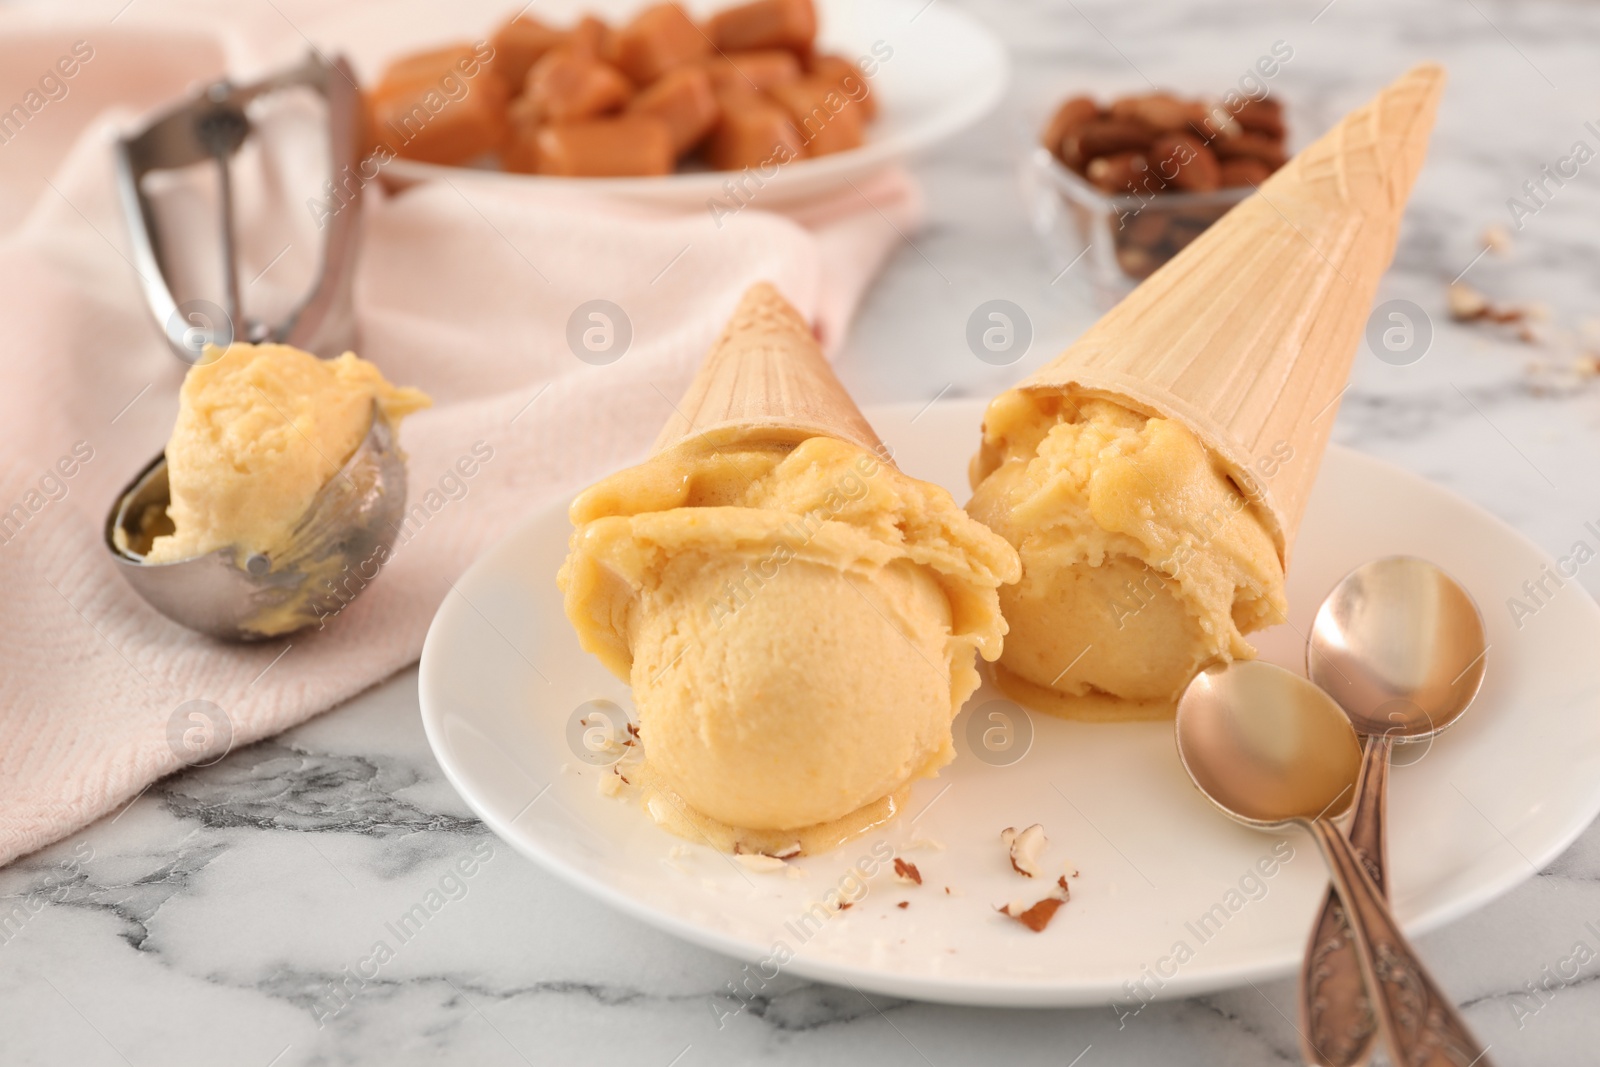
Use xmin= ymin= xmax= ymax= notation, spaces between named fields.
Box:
xmin=1176 ymin=660 xmax=1363 ymax=827
xmin=105 ymin=407 xmax=407 ymax=641
xmin=1309 ymin=555 xmax=1487 ymax=740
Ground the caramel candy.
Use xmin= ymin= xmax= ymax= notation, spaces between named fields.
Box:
xmin=505 ymin=115 xmax=675 ymax=176
xmin=708 ymin=0 xmax=817 ymax=52
xmin=706 ymin=91 xmax=804 ymax=170
xmin=520 ymin=49 xmax=632 ymax=124
xmin=628 ymin=66 xmax=720 ymax=155
xmin=1041 ymin=95 xmax=1098 ymax=158
xmin=702 ymin=49 xmax=802 ymax=95
xmin=567 ymin=16 xmax=614 ymax=60
xmin=1149 ymin=132 xmax=1219 ymax=192
xmin=378 ymin=44 xmax=483 ymax=85
xmin=807 ymin=53 xmax=876 ymax=120
xmin=369 ymin=46 xmax=509 ymax=165
xmin=769 ymin=77 xmax=863 ymax=156
xmin=487 ymin=16 xmax=565 ymax=92
xmin=614 ymin=3 xmax=711 ymax=85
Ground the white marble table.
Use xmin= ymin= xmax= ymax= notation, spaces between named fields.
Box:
xmin=5 ymin=1 xmax=1600 ymax=1064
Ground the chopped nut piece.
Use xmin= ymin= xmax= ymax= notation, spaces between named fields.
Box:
xmin=734 ymin=852 xmax=788 ymax=873
xmin=1001 ymin=824 xmax=1048 ymax=878
xmin=1449 ymin=281 xmax=1535 ymax=329
xmin=893 ymin=858 xmax=923 ymax=886
xmin=997 ymin=872 xmax=1071 ymax=932
xmin=598 ymin=770 xmax=625 ymax=797
xmin=1482 ymin=223 xmax=1513 ymax=254
xmin=900 ymin=835 xmax=945 ymax=852
xmin=998 ymin=896 xmax=1066 ymax=933
xmin=896 ymin=900 xmax=910 ymax=909
xmin=1448 ymin=281 xmax=1489 ymax=321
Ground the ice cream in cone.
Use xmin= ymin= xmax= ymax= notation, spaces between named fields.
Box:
xmin=559 ymin=283 xmax=1020 ymax=854
xmin=968 ymin=65 xmax=1445 ymax=720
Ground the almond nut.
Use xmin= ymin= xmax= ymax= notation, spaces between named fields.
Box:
xmin=1149 ymin=132 xmax=1220 ymax=192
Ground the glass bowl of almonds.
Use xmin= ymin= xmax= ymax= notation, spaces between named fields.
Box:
xmin=1022 ymin=89 xmax=1289 ymax=309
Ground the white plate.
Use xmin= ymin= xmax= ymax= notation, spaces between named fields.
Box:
xmin=419 ymin=399 xmax=1600 ymax=1008
xmin=313 ymin=0 xmax=1008 ymax=206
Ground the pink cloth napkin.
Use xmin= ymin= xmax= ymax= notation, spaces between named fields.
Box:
xmin=0 ymin=22 xmax=921 ymax=866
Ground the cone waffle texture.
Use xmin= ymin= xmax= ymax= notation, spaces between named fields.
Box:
xmin=1019 ymin=64 xmax=1445 ymax=562
xmin=652 ymin=283 xmax=884 ymax=457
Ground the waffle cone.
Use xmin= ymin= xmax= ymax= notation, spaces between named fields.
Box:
xmin=652 ymin=282 xmax=884 ymax=457
xmin=1020 ymin=64 xmax=1445 ymax=564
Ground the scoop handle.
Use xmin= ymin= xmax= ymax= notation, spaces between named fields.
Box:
xmin=1300 ymin=734 xmax=1391 ymax=1066
xmin=1304 ymin=816 xmax=1492 ymax=1067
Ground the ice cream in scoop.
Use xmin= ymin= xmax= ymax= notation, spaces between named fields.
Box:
xmin=134 ymin=343 xmax=430 ymax=565
xmin=970 ymin=65 xmax=1445 ymax=719
xmin=559 ymin=283 xmax=1020 ymax=854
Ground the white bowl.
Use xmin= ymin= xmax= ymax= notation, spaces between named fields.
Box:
xmin=313 ymin=0 xmax=1009 ymax=206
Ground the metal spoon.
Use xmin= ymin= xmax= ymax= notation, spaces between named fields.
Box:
xmin=1176 ymin=660 xmax=1494 ymax=1067
xmin=105 ymin=405 xmax=407 ymax=641
xmin=1299 ymin=557 xmax=1488 ymax=1066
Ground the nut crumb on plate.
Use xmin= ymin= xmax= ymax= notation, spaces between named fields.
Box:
xmin=733 ymin=852 xmax=788 ymax=873
xmin=998 ymin=878 xmax=1072 ymax=932
xmin=1482 ymin=223 xmax=1512 ymax=254
xmin=1001 ymin=824 xmax=1048 ymax=877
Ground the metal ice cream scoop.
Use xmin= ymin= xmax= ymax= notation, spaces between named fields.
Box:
xmin=106 ymin=404 xmax=405 ymax=641
xmin=104 ymin=52 xmax=407 ymax=640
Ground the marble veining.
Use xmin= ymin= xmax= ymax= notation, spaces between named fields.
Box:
xmin=5 ymin=0 xmax=1600 ymax=1063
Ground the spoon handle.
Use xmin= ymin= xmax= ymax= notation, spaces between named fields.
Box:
xmin=1301 ymin=734 xmax=1392 ymax=1066
xmin=1305 ymin=817 xmax=1492 ymax=1067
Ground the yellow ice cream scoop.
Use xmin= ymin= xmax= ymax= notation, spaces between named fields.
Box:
xmin=969 ymin=393 xmax=1285 ymax=720
xmin=559 ymin=283 xmax=1020 ymax=855
xmin=108 ymin=343 xmax=430 ymax=640
xmin=141 ymin=343 xmax=429 ymax=564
